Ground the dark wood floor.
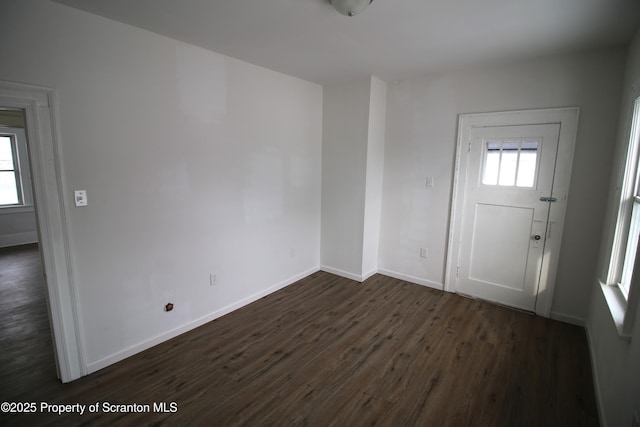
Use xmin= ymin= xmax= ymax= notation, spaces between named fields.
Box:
xmin=0 ymin=244 xmax=59 ymax=400
xmin=0 ymin=247 xmax=598 ymax=426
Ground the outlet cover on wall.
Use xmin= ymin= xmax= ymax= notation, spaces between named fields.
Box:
xmin=420 ymin=247 xmax=428 ymax=258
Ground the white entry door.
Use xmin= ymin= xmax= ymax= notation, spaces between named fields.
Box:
xmin=447 ymin=108 xmax=579 ymax=317
xmin=455 ymin=123 xmax=561 ymax=311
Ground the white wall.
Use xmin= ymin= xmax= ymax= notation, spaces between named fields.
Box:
xmin=379 ymin=48 xmax=626 ymax=319
xmin=587 ymin=29 xmax=640 ymax=427
xmin=361 ymin=76 xmax=386 ymax=279
xmin=321 ymin=78 xmax=371 ymax=278
xmin=0 ymin=0 xmax=322 ymax=371
xmin=321 ymin=76 xmax=387 ymax=280
xmin=0 ymin=211 xmax=38 ymax=248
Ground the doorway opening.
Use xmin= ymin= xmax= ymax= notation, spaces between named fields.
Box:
xmin=0 ymin=80 xmax=84 ymax=382
xmin=0 ymin=108 xmax=59 ymax=397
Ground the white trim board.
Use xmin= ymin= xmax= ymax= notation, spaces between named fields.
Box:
xmin=87 ymin=266 xmax=320 ymax=373
xmin=377 ymin=268 xmax=443 ymax=290
xmin=361 ymin=269 xmax=378 ymax=282
xmin=320 ymin=265 xmax=443 ymax=289
xmin=0 ymin=231 xmax=38 ymax=248
xmin=550 ymin=311 xmax=586 ymax=327
xmin=584 ymin=322 xmax=607 ymax=427
xmin=320 ymin=265 xmax=365 ymax=282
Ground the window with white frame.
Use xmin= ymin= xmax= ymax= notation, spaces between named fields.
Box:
xmin=608 ymin=96 xmax=640 ymax=301
xmin=0 ymin=128 xmax=33 ymax=208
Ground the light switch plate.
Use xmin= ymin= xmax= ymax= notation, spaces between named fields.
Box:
xmin=74 ymin=190 xmax=88 ymax=207
xmin=426 ymin=177 xmax=434 ymax=188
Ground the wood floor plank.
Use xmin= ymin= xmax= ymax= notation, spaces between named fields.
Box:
xmin=0 ymin=249 xmax=599 ymax=426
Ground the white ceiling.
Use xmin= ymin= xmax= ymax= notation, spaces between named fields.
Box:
xmin=52 ymin=0 xmax=640 ymax=85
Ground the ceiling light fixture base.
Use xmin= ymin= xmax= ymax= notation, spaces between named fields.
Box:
xmin=331 ymin=0 xmax=374 ymax=17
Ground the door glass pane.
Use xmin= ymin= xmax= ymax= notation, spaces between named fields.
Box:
xmin=0 ymin=171 xmax=19 ymax=205
xmin=0 ymin=136 xmax=15 ymax=170
xmin=482 ymin=139 xmax=539 ymax=188
xmin=516 ymin=140 xmax=539 ymax=187
xmin=498 ymin=141 xmax=519 ymax=186
xmin=482 ymin=141 xmax=501 ymax=185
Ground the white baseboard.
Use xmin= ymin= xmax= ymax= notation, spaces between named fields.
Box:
xmin=551 ymin=312 xmax=605 ymax=426
xmin=0 ymin=231 xmax=38 ymax=248
xmin=377 ymin=268 xmax=443 ymax=291
xmin=361 ymin=269 xmax=377 ymax=281
xmin=584 ymin=321 xmax=607 ymax=427
xmin=86 ymin=265 xmax=320 ymax=374
xmin=549 ymin=311 xmax=586 ymax=327
xmin=320 ymin=265 xmax=364 ymax=282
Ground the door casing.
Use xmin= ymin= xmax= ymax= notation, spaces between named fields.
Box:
xmin=445 ymin=108 xmax=579 ymax=317
xmin=0 ymin=80 xmax=85 ymax=382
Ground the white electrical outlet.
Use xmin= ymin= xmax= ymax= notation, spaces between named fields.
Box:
xmin=209 ymin=273 xmax=217 ymax=286
xmin=426 ymin=177 xmax=434 ymax=188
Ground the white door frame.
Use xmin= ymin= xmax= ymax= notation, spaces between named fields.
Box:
xmin=445 ymin=108 xmax=579 ymax=317
xmin=0 ymin=80 xmax=85 ymax=382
